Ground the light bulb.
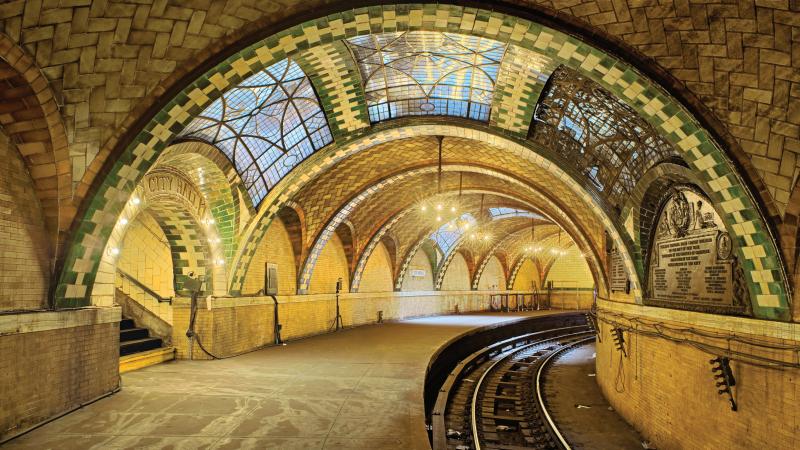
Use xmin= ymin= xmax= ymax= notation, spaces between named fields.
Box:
xmin=216 ymin=259 xmax=225 ymax=266
xmin=110 ymin=247 xmax=120 ymax=255
xmin=436 ymin=216 xmax=442 ymax=222
xmin=436 ymin=204 xmax=442 ymax=211
xmin=131 ymin=197 xmax=140 ymax=205
xmin=450 ymin=206 xmax=456 ymax=213
xmin=421 ymin=205 xmax=427 ymax=212
xmin=119 ymin=218 xmax=128 ymax=226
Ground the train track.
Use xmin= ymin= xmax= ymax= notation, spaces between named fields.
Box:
xmin=430 ymin=325 xmax=595 ymax=450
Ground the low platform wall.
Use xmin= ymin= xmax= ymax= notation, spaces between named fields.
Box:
xmin=549 ymin=290 xmax=594 ymax=310
xmin=0 ymin=307 xmax=121 ymax=443
xmin=595 ymin=298 xmax=800 ymax=449
xmin=171 ymin=291 xmax=537 ymax=359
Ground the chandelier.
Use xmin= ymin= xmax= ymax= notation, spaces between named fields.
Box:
xmin=418 ymin=136 xmax=473 ymax=232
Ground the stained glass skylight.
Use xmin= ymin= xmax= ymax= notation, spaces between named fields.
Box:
xmin=180 ymin=58 xmax=332 ymax=206
xmin=430 ymin=213 xmax=476 ymax=255
xmin=488 ymin=207 xmax=543 ymax=220
xmin=346 ymin=31 xmax=505 ymax=122
xmin=530 ymin=66 xmax=679 ymax=208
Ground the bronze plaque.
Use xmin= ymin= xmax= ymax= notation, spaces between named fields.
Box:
xmin=646 ymin=188 xmax=745 ymax=313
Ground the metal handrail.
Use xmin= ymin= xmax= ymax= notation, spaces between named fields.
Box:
xmin=116 ymin=269 xmax=172 ymax=304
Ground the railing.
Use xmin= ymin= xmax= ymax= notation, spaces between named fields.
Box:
xmin=116 ymin=269 xmax=172 ymax=304
xmin=489 ymin=291 xmax=548 ymax=312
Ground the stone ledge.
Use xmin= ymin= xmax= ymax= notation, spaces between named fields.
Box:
xmin=171 ymin=290 xmax=527 ymax=309
xmin=598 ymin=298 xmax=799 ymax=341
xmin=0 ymin=306 xmax=122 ymax=336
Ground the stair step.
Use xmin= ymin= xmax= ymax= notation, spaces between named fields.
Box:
xmin=120 ymin=337 xmax=162 ymax=356
xmin=120 ymin=347 xmax=175 ymax=374
xmin=120 ymin=318 xmax=136 ymax=330
xmin=120 ymin=327 xmax=150 ymax=342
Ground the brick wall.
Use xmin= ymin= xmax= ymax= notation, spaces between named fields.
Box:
xmin=358 ymin=241 xmax=393 ymax=293
xmin=401 ymin=250 xmax=435 ymax=291
xmin=171 ymin=291 xmax=494 ymax=359
xmin=242 ymin=217 xmax=297 ymax=295
xmin=0 ymin=132 xmax=49 ymax=311
xmin=477 ymin=256 xmax=505 ymax=290
xmin=595 ymin=300 xmax=800 ymax=449
xmin=0 ymin=309 xmax=120 ymax=442
xmin=117 ymin=211 xmax=174 ymax=298
xmin=441 ymin=253 xmax=470 ymax=290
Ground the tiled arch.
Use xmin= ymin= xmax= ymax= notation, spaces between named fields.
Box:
xmin=158 ymin=141 xmax=244 ymax=263
xmin=92 ymin=170 xmax=228 ymax=306
xmin=337 ymin=178 xmax=605 ymax=295
xmin=57 ymin=5 xmax=789 ymax=319
xmin=0 ymin=33 xmax=71 ymax=256
xmin=357 ymin=195 xmax=549 ymax=293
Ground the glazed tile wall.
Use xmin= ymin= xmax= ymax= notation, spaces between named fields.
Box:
xmin=357 ymin=241 xmax=394 ymax=293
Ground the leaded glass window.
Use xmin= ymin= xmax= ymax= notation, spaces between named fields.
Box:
xmin=431 ymin=213 xmax=476 ymax=255
xmin=346 ymin=32 xmax=505 ymax=122
xmin=180 ymin=58 xmax=332 ymax=206
xmin=530 ymin=66 xmax=679 ymax=209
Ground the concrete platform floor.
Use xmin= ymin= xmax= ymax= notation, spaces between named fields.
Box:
xmin=543 ymin=342 xmax=643 ymax=449
xmin=6 ymin=311 xmax=564 ymax=450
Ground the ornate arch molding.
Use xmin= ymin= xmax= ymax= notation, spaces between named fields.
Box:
xmin=58 ymin=5 xmax=789 ymax=319
xmin=0 ymin=33 xmax=71 ymax=261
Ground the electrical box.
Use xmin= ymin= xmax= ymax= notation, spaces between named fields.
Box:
xmin=410 ymin=269 xmax=426 ymax=278
xmin=265 ymin=263 xmax=278 ymax=295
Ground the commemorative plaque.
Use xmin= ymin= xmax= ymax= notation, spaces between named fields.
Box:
xmin=609 ymin=246 xmax=628 ymax=293
xmin=645 ymin=188 xmax=748 ymax=315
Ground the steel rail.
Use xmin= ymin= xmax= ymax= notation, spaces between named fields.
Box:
xmin=471 ymin=331 xmax=594 ymax=450
xmin=535 ymin=336 xmax=597 ymax=450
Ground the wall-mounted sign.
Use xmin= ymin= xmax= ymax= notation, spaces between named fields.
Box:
xmin=609 ymin=246 xmax=628 ymax=293
xmin=645 ymin=188 xmax=748 ymax=315
xmin=142 ymin=169 xmax=208 ymax=219
xmin=410 ymin=269 xmax=426 ymax=278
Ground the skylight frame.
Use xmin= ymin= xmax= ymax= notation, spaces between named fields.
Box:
xmin=180 ymin=58 xmax=333 ymax=207
xmin=346 ymin=31 xmax=506 ymax=123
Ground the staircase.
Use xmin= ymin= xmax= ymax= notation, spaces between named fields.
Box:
xmin=119 ymin=315 xmax=175 ymax=373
